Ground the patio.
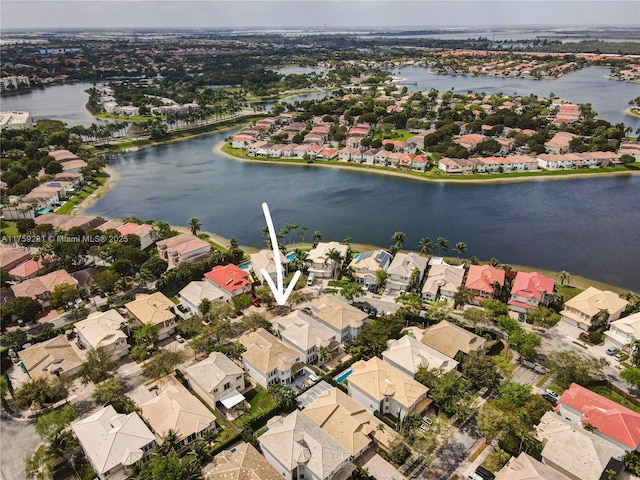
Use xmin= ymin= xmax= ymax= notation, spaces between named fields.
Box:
xmin=290 ymin=366 xmax=318 ymax=392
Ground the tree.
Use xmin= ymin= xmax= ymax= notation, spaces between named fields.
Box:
xmin=556 ymin=270 xmax=571 ymax=285
xmin=436 ymin=237 xmax=449 ymax=255
xmin=477 ymin=401 xmax=511 ymax=442
xmin=527 ymin=306 xmax=561 ymax=328
xmin=418 ymin=237 xmax=432 ymax=256
xmin=462 ymin=350 xmax=502 ymax=392
xmin=50 ymin=283 xmax=79 ymax=309
xmin=268 ymin=383 xmax=296 ymax=409
xmin=325 ymin=248 xmax=344 ymax=280
xmin=374 ymin=269 xmax=388 ymax=291
xmin=499 ymin=382 xmax=532 ymax=407
xmin=241 ymin=312 xmax=271 ymax=333
xmin=188 ymin=217 xmax=202 ymax=235
xmin=341 ymin=282 xmax=364 ymax=301
xmin=94 ymin=269 xmax=120 ymax=292
xmin=79 ymin=346 xmax=118 ymax=385
xmin=391 ymin=231 xmax=407 ymax=250
xmin=547 ymin=350 xmax=606 ymax=388
xmin=143 ymin=349 xmax=186 ymax=379
xmin=453 ymin=286 xmax=473 ymax=309
xmin=454 ymin=241 xmax=467 ymax=263
xmin=94 ymin=378 xmax=124 ymax=404
xmin=11 ymin=296 xmax=42 ymax=322
xmin=159 ymin=429 xmax=182 ymax=455
xmin=4 ymin=328 xmax=28 ymax=348
xmin=312 ymin=230 xmax=322 ymax=245
xmin=463 ymin=308 xmax=488 ymax=331
xmin=35 ymin=404 xmax=75 ymax=443
xmin=621 ymin=367 xmax=640 ymax=389
xmin=140 ymin=256 xmax=169 ymax=279
xmin=25 ymin=445 xmax=54 ymax=480
xmin=134 ymin=323 xmax=160 ymax=347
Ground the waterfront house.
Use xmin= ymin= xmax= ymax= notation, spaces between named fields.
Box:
xmin=116 ymin=222 xmax=155 ymax=250
xmin=72 ymin=406 xmax=155 ymax=480
xmin=250 ymin=249 xmax=289 ymax=284
xmin=74 ymin=309 xmax=130 ymax=360
xmin=11 ymin=269 xmax=78 ymax=307
xmin=239 ymin=328 xmax=303 ymax=389
xmin=125 ymin=292 xmax=177 ymax=341
xmin=258 ymin=410 xmax=354 ymax=480
xmin=465 ymin=264 xmax=505 ymax=303
xmin=202 ymin=442 xmax=282 ymax=480
xmin=544 ymin=132 xmax=578 ymax=154
xmin=386 ymin=252 xmax=428 ymax=292
xmin=156 ymin=233 xmax=212 ymax=269
xmin=316 ymin=148 xmax=338 ymax=160
xmin=203 ymin=264 xmax=252 ymax=298
xmin=305 ymin=241 xmax=350 ymax=279
xmin=555 ymin=383 xmax=640 ymax=451
xmin=347 ymin=357 xmax=430 ymax=420
xmin=604 ymin=312 xmax=640 ymax=352
xmin=421 ymin=263 xmax=465 ymax=302
xmin=184 ymin=351 xmax=245 ymax=411
xmin=348 ymin=249 xmax=392 ymax=287
xmin=307 ymin=295 xmax=368 ymax=342
xmin=139 ymin=376 xmax=216 ymax=451
xmin=273 ymin=310 xmax=340 ymax=363
xmin=18 ymin=335 xmax=83 ymax=381
xmin=537 ymin=153 xmax=584 ymax=170
xmin=560 ymin=287 xmax=627 ymax=331
xmin=231 ymin=133 xmax=255 ymax=148
xmin=302 ymin=387 xmax=402 ymax=460
xmin=420 ymin=320 xmax=487 ymax=359
xmin=362 ymin=148 xmax=378 ymax=164
xmin=535 ymin=411 xmax=624 ymax=480
xmin=382 ymin=335 xmax=458 ymax=377
xmin=338 ymin=147 xmax=360 ymax=162
xmin=176 ymin=280 xmax=228 ymax=314
xmin=508 ymin=271 xmax=555 ymax=314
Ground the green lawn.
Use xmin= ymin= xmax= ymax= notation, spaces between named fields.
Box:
xmin=556 ymin=284 xmax=584 ymax=302
xmin=0 ymin=220 xmax=18 ymax=237
xmin=232 ymin=386 xmax=276 ymax=428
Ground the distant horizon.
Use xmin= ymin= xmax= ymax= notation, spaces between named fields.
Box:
xmin=2 ymin=1 xmax=639 ymax=31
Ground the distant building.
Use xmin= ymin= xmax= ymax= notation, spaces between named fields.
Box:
xmin=0 ymin=111 xmax=32 ymax=130
xmin=156 ymin=233 xmax=212 ymax=269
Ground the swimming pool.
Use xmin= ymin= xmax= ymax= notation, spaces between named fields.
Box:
xmin=238 ymin=261 xmax=251 ymax=270
xmin=335 ymin=369 xmax=353 ymax=384
xmin=286 ymin=252 xmax=296 ymax=261
xmin=353 ymin=253 xmax=361 ymax=260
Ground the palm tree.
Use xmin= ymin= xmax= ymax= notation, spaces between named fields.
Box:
xmin=325 ymin=248 xmax=345 ymax=280
xmin=556 ymin=270 xmax=571 ymax=286
xmin=298 ymin=225 xmax=308 ymax=244
xmin=418 ymin=237 xmax=433 ymax=256
xmin=159 ymin=429 xmax=182 ymax=455
xmin=392 ymin=231 xmax=407 ymax=250
xmin=454 ymin=242 xmax=467 ymax=263
xmin=436 ymin=237 xmax=449 ymax=255
xmin=312 ymin=230 xmax=323 ymax=246
xmin=188 ymin=217 xmax=202 ymax=235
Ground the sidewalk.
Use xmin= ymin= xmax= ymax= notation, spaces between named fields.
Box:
xmin=457 ymin=441 xmax=494 ymax=479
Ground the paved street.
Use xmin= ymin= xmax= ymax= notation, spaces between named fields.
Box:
xmin=0 ymin=413 xmax=40 ymax=480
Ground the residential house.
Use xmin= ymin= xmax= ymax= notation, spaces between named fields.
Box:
xmin=305 ymin=241 xmax=350 ymax=279
xmin=250 ymin=249 xmax=289 ymax=284
xmin=307 ymin=295 xmax=368 ymax=342
xmin=348 ymin=249 xmax=391 ymax=287
xmin=577 ymin=151 xmax=620 ymax=167
xmin=184 ymin=352 xmax=245 ymax=411
xmin=8 ymin=257 xmax=47 ymax=280
xmin=386 ymin=252 xmax=428 ymax=292
xmin=176 ymin=281 xmax=228 ymax=315
xmin=125 ymin=292 xmax=178 ymax=341
xmin=338 ymin=147 xmax=360 ymax=162
xmin=537 ymin=153 xmax=583 ymax=170
xmin=231 ymin=134 xmax=256 ymax=148
xmin=454 ymin=133 xmax=487 ymax=151
xmin=156 ymin=233 xmax=212 ymax=269
xmin=361 ymin=148 xmax=378 ymax=165
xmin=420 ymin=320 xmax=487 ymax=359
xmin=544 ymin=132 xmax=578 ymax=154
xmin=202 ymin=442 xmax=282 ymax=480
xmin=495 ymin=452 xmax=570 ymax=480
xmin=535 ymin=411 xmax=624 ymax=480
xmin=74 ymin=309 xmax=129 ymax=360
xmin=139 ymin=376 xmax=216 ymax=451
xmin=34 ymin=212 xmax=104 ymax=231
xmin=421 ymin=264 xmax=465 ymax=302
xmin=347 ymin=357 xmax=430 ymax=420
xmin=345 ymin=135 xmax=363 ymax=148
xmin=302 ymin=387 xmax=402 ymax=459
xmin=465 ymin=264 xmax=505 ymax=304
xmin=116 ymin=223 xmax=155 ymax=250
xmin=605 ymin=311 xmax=640 ymax=352
xmin=72 ymin=406 xmax=155 ymax=480
xmin=239 ymin=328 xmax=303 ymax=389
xmin=555 ymin=383 xmax=640 ymax=451
xmin=258 ymin=410 xmax=354 ymax=480
xmin=560 ymin=287 xmax=627 ymax=331
xmin=316 ymin=148 xmax=338 ymax=160
xmin=203 ymin=264 xmax=252 ymax=298
xmin=0 ymin=245 xmax=32 ymax=271
xmin=508 ymin=271 xmax=555 ymax=314
xmin=382 ymin=335 xmax=458 ymax=377
xmin=273 ymin=310 xmax=340 ymax=363
xmin=11 ymin=269 xmax=78 ymax=307
xmin=18 ymin=335 xmax=83 ymax=381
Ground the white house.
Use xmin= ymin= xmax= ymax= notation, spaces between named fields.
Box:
xmin=272 ymin=310 xmax=340 ymax=363
xmin=184 ymin=352 xmax=246 ymax=411
xmin=348 ymin=250 xmax=392 ymax=287
xmin=605 ymin=312 xmax=640 ymax=352
xmin=305 ymin=242 xmax=350 ymax=279
xmin=307 ymin=295 xmax=368 ymax=342
xmin=386 ymin=252 xmax=428 ymax=292
xmin=560 ymin=287 xmax=628 ymax=331
xmin=177 ymin=280 xmax=228 ymax=315
xmin=421 ymin=264 xmax=465 ymax=302
xmin=250 ymin=249 xmax=289 ymax=284
xmin=382 ymin=335 xmax=458 ymax=377
xmin=74 ymin=309 xmax=130 ymax=360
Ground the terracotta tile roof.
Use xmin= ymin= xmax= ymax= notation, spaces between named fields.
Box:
xmin=510 ymin=271 xmax=554 ymax=302
xmin=10 ymin=269 xmax=77 ymax=299
xmin=203 ymin=264 xmax=251 ymax=294
xmin=556 ymin=383 xmax=640 ymax=450
xmin=465 ymin=264 xmax=505 ymax=293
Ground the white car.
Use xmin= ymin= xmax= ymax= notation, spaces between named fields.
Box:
xmin=175 ymin=334 xmax=185 ymax=343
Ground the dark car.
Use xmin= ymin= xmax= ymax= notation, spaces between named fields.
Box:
xmin=541 ymin=393 xmax=557 ymax=407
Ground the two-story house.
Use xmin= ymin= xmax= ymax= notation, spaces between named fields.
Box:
xmin=10 ymin=269 xmax=78 ymax=308
xmin=74 ymin=309 xmax=130 ymax=360
xmin=508 ymin=271 xmax=555 ymax=315
xmin=605 ymin=312 xmax=640 ymax=352
xmin=125 ymin=292 xmax=178 ymax=341
xmin=307 ymin=295 xmax=368 ymax=342
xmin=184 ymin=352 xmax=245 ymax=411
xmin=250 ymin=249 xmax=289 ymax=284
xmin=305 ymin=242 xmax=350 ymax=279
xmin=348 ymin=250 xmax=392 ymax=288
xmin=385 ymin=252 xmax=428 ymax=293
xmin=560 ymin=287 xmax=628 ymax=331
xmin=273 ymin=310 xmax=340 ymax=363
xmin=239 ymin=328 xmax=303 ymax=389
xmin=156 ymin=233 xmax=212 ymax=269
xmin=465 ymin=264 xmax=505 ymax=304
xmin=421 ymin=263 xmax=465 ymax=302
xmin=203 ymin=264 xmax=252 ymax=299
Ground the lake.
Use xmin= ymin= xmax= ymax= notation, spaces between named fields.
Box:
xmin=87 ymin=128 xmax=640 ymax=291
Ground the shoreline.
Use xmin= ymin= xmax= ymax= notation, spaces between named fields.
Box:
xmin=214 ymin=141 xmax=640 ymax=185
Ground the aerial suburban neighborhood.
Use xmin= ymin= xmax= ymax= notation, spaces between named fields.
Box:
xmin=1 ymin=10 xmax=640 ymax=480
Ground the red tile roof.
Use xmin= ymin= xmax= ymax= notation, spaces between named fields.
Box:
xmin=556 ymin=383 xmax=640 ymax=450
xmin=510 ymin=271 xmax=554 ymax=301
xmin=465 ymin=265 xmax=505 ymax=293
xmin=204 ymin=265 xmax=251 ymax=294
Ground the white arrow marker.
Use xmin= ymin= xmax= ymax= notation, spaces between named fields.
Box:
xmin=260 ymin=202 xmax=302 ymax=305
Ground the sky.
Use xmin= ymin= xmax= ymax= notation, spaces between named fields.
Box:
xmin=1 ymin=0 xmax=639 ymax=31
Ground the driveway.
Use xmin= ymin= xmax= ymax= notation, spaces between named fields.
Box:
xmin=356 ymin=447 xmax=405 ymax=480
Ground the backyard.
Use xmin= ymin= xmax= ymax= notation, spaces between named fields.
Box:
xmin=232 ymin=386 xmax=276 ymax=429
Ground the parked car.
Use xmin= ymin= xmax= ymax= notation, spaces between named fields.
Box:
xmin=175 ymin=334 xmax=185 ymax=343
xmin=541 ymin=393 xmax=557 ymax=407
xmin=16 ymin=319 xmax=25 ymax=327
xmin=545 ymin=389 xmax=560 ymax=400
xmin=606 ymin=346 xmax=619 ymax=355
xmin=384 ymin=287 xmax=391 ymax=295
